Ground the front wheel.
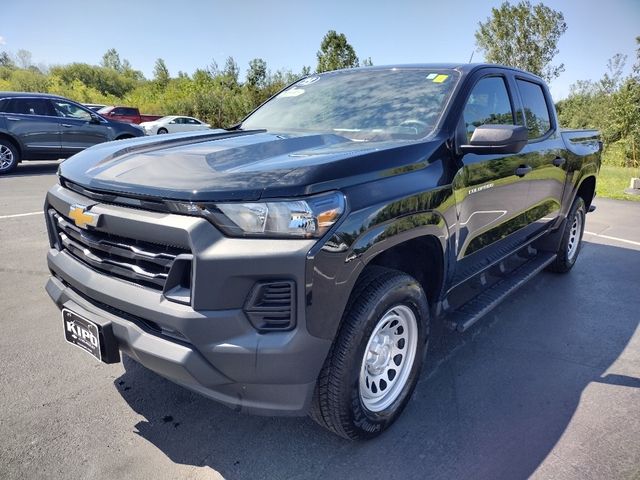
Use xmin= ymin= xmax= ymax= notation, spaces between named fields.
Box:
xmin=157 ymin=128 xmax=168 ymax=134
xmin=311 ymin=267 xmax=429 ymax=439
xmin=547 ymin=196 xmax=586 ymax=273
xmin=0 ymin=140 xmax=19 ymax=174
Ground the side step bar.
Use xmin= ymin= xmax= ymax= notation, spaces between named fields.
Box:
xmin=445 ymin=252 xmax=557 ymax=332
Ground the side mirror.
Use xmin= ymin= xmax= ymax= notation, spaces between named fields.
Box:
xmin=89 ymin=114 xmax=102 ymax=124
xmin=460 ymin=125 xmax=528 ymax=155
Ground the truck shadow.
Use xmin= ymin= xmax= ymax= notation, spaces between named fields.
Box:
xmin=6 ymin=160 xmax=61 ymax=177
xmin=113 ymin=241 xmax=640 ymax=480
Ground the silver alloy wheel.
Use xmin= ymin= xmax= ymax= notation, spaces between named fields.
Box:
xmin=567 ymin=208 xmax=584 ymax=261
xmin=359 ymin=304 xmax=418 ymax=412
xmin=0 ymin=145 xmax=14 ymax=171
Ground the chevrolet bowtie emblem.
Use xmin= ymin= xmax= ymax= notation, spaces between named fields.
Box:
xmin=68 ymin=204 xmax=100 ymax=229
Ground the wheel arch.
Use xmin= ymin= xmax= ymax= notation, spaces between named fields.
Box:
xmin=115 ymin=134 xmax=135 ymax=140
xmin=0 ymin=132 xmax=23 ymax=158
xmin=305 ymin=211 xmax=449 ymax=341
xmin=366 ymin=234 xmax=445 ymax=308
xmin=576 ymin=175 xmax=596 ymax=209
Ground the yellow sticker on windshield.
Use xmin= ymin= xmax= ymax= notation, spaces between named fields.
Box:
xmin=433 ymin=74 xmax=449 ymax=83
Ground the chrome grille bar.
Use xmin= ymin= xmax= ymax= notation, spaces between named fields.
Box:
xmin=49 ymin=209 xmax=190 ymax=289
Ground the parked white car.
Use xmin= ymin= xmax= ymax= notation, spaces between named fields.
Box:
xmin=140 ymin=116 xmax=211 ymax=135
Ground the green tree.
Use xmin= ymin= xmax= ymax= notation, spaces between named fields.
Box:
xmin=49 ymin=63 xmax=136 ymax=97
xmin=246 ymin=58 xmax=267 ymax=88
xmin=362 ymin=57 xmax=373 ymax=67
xmin=316 ymin=30 xmax=359 ymax=73
xmin=101 ymin=48 xmax=123 ymax=72
xmin=16 ymin=49 xmax=33 ymax=69
xmin=475 ymin=1 xmax=567 ymax=82
xmin=153 ymin=58 xmax=170 ymax=87
xmin=0 ymin=51 xmax=15 ymax=68
xmin=222 ymin=56 xmax=239 ymax=86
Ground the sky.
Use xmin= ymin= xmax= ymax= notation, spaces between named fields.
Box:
xmin=2 ymin=0 xmax=639 ymax=100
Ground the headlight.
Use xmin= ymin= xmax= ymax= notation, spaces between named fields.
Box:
xmin=168 ymin=192 xmax=345 ymax=238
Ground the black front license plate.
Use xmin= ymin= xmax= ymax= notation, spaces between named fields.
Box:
xmin=62 ymin=309 xmax=103 ymax=361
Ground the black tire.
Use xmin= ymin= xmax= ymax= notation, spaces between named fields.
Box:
xmin=0 ymin=139 xmax=19 ymax=175
xmin=157 ymin=128 xmax=168 ymax=134
xmin=547 ymin=196 xmax=586 ymax=273
xmin=310 ymin=266 xmax=429 ymax=440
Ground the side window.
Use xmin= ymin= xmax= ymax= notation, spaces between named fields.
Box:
xmin=5 ymin=98 xmax=56 ymax=116
xmin=462 ymin=77 xmax=514 ymax=141
xmin=51 ymin=100 xmax=92 ymax=121
xmin=516 ymin=79 xmax=551 ymax=139
xmin=124 ymin=108 xmax=138 ymax=116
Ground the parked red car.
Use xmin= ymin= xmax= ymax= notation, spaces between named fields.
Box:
xmin=97 ymin=106 xmax=163 ymax=124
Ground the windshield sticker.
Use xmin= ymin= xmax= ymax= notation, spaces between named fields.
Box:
xmin=297 ymin=76 xmax=320 ymax=86
xmin=278 ymin=88 xmax=306 ymax=98
xmin=426 ymin=73 xmax=437 ymax=80
xmin=433 ymin=74 xmax=449 ymax=83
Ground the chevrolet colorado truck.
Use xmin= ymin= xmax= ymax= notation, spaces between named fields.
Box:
xmin=44 ymin=64 xmax=601 ymax=439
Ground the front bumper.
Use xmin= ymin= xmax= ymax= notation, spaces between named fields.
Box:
xmin=44 ymin=184 xmax=332 ymax=416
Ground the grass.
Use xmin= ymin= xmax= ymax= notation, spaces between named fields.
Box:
xmin=597 ymin=164 xmax=640 ymax=202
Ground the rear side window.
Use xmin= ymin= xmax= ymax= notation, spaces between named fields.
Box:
xmin=516 ymin=79 xmax=551 ymax=139
xmin=113 ymin=107 xmax=137 ymax=116
xmin=4 ymin=98 xmax=56 ymax=116
xmin=462 ymin=76 xmax=514 ymax=141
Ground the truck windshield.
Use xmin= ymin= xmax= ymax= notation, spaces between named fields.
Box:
xmin=241 ymin=68 xmax=459 ymax=141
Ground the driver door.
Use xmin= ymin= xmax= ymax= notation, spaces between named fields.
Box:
xmin=451 ymin=72 xmax=531 ymax=282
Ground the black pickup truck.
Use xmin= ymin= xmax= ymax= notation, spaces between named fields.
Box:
xmin=44 ymin=64 xmax=601 ymax=439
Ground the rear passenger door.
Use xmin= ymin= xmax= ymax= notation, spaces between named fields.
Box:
xmin=51 ymin=99 xmax=111 ymax=154
xmin=512 ymin=77 xmax=568 ymax=233
xmin=1 ymin=98 xmax=61 ymax=156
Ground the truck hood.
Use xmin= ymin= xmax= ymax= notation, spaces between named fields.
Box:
xmin=59 ymin=130 xmax=444 ymax=202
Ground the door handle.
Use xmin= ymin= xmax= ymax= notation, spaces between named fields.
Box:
xmin=6 ymin=117 xmax=21 ymax=121
xmin=61 ymin=124 xmax=73 ymax=128
xmin=515 ymin=165 xmax=532 ymax=177
xmin=552 ymin=157 xmax=566 ymax=167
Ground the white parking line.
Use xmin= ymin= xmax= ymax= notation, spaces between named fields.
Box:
xmin=584 ymin=231 xmax=640 ymax=247
xmin=0 ymin=211 xmax=43 ymax=220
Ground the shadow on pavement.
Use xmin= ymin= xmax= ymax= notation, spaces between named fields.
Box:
xmin=114 ymin=241 xmax=640 ymax=480
xmin=5 ymin=160 xmax=61 ymax=177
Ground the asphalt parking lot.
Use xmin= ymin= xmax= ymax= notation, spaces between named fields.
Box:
xmin=1 ymin=161 xmax=639 ymax=480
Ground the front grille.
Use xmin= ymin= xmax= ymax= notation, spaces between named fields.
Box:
xmin=49 ymin=209 xmax=189 ymax=290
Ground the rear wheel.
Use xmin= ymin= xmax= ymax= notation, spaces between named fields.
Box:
xmin=311 ymin=266 xmax=429 ymax=439
xmin=0 ymin=140 xmax=19 ymax=174
xmin=157 ymin=128 xmax=168 ymax=134
xmin=547 ymin=196 xmax=586 ymax=273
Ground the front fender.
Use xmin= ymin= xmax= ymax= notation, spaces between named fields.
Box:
xmin=305 ymin=205 xmax=451 ymax=341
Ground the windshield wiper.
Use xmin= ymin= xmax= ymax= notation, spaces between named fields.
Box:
xmin=225 ymin=122 xmax=243 ymax=131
